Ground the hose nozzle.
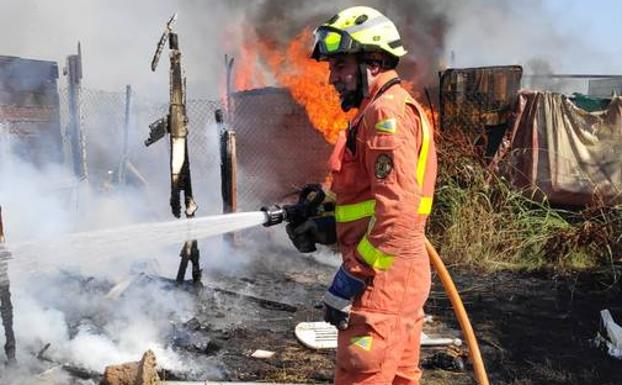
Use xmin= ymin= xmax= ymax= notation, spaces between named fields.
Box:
xmin=261 ymin=206 xmax=286 ymax=227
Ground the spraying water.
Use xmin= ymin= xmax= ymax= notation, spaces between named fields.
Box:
xmin=2 ymin=211 xmax=267 ymax=279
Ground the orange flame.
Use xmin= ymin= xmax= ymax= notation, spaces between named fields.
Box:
xmin=233 ymin=30 xmax=437 ymax=144
xmin=260 ymin=30 xmax=355 ymax=144
xmin=234 ymin=42 xmax=267 ymax=91
xmin=233 ymin=30 xmax=353 ymax=144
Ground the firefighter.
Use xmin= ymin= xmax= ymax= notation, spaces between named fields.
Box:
xmin=287 ymin=6 xmax=437 ymax=385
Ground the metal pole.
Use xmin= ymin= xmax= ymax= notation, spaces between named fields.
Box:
xmin=118 ymin=84 xmax=132 ymax=184
xmin=66 ymin=42 xmax=87 ymax=180
xmin=224 ymin=55 xmax=234 ymax=120
xmin=0 ymin=206 xmax=16 ymax=365
xmin=228 ymin=131 xmax=238 ymax=214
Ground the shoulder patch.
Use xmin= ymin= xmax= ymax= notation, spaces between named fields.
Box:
xmin=375 ymin=118 xmax=397 ymax=134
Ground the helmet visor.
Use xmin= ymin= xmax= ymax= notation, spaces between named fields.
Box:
xmin=319 ymin=30 xmax=343 ymax=53
xmin=311 ymin=27 xmax=356 ymax=60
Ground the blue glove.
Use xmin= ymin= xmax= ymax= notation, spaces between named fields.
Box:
xmin=323 ymin=265 xmax=366 ymax=330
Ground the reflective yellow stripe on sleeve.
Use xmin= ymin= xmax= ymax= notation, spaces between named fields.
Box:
xmin=412 ymin=102 xmax=433 ymax=215
xmin=418 ymin=196 xmax=433 ymax=215
xmin=416 ymin=112 xmax=430 ymax=187
xmin=335 ymin=199 xmax=376 ymax=223
xmin=357 ymin=235 xmax=394 ymax=270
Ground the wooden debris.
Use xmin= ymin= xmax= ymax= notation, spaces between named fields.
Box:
xmin=204 ymin=284 xmax=297 ymax=313
xmin=105 ymin=275 xmax=139 ymax=300
xmin=100 ymin=350 xmax=160 ymax=385
xmin=144 ymin=274 xmax=298 ymax=313
xmin=250 ymin=349 xmax=275 ymax=359
xmin=36 ymin=342 xmax=102 ymax=380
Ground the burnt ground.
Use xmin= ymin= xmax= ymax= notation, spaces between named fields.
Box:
xmin=157 ymin=241 xmax=622 ymax=385
xmin=39 ymin=239 xmax=622 ymax=385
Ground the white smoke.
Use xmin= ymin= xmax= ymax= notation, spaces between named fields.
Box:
xmin=0 ymin=96 xmax=235 ymax=382
xmin=0 ymin=149 xmax=228 ymax=381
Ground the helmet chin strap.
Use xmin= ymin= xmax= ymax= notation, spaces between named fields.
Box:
xmin=359 ymin=62 xmax=369 ymax=100
xmin=339 ymin=62 xmax=369 ymax=112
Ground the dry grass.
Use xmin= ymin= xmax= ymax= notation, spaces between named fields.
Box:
xmin=427 ymin=131 xmax=622 ymax=276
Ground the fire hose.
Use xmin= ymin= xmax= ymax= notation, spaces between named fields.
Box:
xmin=425 ymin=237 xmax=490 ymax=385
xmin=262 ymin=186 xmax=490 ymax=385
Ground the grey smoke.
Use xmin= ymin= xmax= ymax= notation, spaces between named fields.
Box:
xmin=2 ymin=0 xmax=617 ymax=101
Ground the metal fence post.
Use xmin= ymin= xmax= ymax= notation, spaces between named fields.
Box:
xmin=117 ymin=84 xmax=132 ymax=184
xmin=65 ymin=42 xmax=87 ymax=180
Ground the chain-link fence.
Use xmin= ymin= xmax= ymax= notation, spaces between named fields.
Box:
xmin=56 ymin=87 xmax=223 ymax=213
xmin=230 ymin=87 xmax=333 ymax=211
xmin=55 ymin=85 xmax=333 ymax=214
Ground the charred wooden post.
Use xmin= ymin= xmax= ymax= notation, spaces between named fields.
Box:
xmin=221 ymin=55 xmax=237 ymax=216
xmin=216 ymin=109 xmax=237 ymax=244
xmin=65 ymin=42 xmax=87 ymax=180
xmin=0 ymin=206 xmax=16 ymax=365
xmin=216 ymin=109 xmax=238 ymax=213
xmin=176 ymin=240 xmax=200 ymax=284
xmin=146 ymin=14 xmax=200 ymax=284
xmin=227 ymin=131 xmax=238 ymax=213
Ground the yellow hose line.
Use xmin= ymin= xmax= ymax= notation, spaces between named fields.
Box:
xmin=425 ymin=237 xmax=490 ymax=385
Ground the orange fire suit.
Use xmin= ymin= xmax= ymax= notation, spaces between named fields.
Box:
xmin=328 ymin=70 xmax=437 ymax=385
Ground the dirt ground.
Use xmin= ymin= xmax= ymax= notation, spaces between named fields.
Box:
xmin=153 ymin=241 xmax=622 ymax=385
xmin=44 ymin=238 xmax=622 ymax=385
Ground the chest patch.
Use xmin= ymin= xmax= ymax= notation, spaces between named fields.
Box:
xmin=375 ymin=154 xmax=393 ymax=179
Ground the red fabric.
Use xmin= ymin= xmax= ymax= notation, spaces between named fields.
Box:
xmin=330 ymin=70 xmax=437 ymax=384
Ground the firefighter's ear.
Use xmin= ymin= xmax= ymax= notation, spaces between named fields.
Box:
xmin=367 ymin=61 xmax=383 ymax=76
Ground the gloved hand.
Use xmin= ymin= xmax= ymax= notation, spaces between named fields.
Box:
xmin=286 ymin=216 xmax=336 ymax=253
xmin=323 ymin=265 xmax=367 ymax=330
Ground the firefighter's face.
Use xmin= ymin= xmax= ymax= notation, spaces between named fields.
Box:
xmin=328 ymin=55 xmax=360 ymax=110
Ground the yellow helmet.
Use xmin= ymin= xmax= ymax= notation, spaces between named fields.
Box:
xmin=311 ymin=6 xmax=407 ymax=61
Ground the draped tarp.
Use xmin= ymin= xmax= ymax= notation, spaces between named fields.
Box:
xmin=493 ymin=91 xmax=622 ymax=206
